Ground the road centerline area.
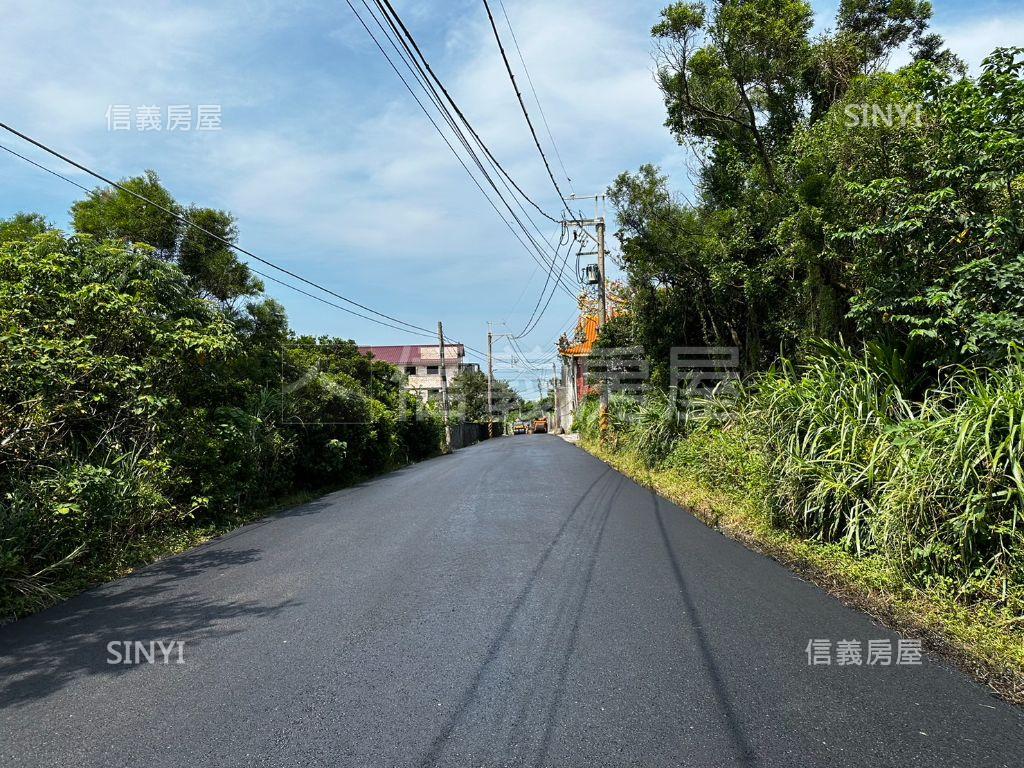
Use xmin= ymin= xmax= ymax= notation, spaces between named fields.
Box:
xmin=1 ymin=436 xmax=1021 ymax=768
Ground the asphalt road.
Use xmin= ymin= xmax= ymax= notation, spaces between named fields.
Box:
xmin=1 ymin=435 xmax=1021 ymax=767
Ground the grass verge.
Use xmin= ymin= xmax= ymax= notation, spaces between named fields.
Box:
xmin=579 ymin=436 xmax=1024 ymax=706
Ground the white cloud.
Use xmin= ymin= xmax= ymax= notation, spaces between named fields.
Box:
xmin=183 ymin=0 xmax=683 ymax=273
xmin=15 ymin=0 xmax=1019 ymax=378
xmin=937 ymin=15 xmax=1024 ymax=72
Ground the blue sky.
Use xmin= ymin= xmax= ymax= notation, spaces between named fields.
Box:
xmin=2 ymin=0 xmax=1022 ymax=392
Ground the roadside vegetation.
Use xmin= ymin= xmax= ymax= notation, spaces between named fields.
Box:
xmin=580 ymin=0 xmax=1024 ymax=700
xmin=450 ymin=366 xmax=523 ymax=423
xmin=0 ymin=179 xmax=444 ymax=620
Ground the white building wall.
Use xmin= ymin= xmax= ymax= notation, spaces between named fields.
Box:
xmin=407 ymin=363 xmax=462 ymax=401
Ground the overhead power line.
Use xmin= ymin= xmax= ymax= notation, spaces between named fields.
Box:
xmin=247 ymin=267 xmax=436 ymax=338
xmin=346 ymin=0 xmax=577 ymax=300
xmin=366 ymin=0 xmax=571 ymax=293
xmin=1 ymin=140 xmax=457 ymax=342
xmin=3 ymin=13 xmax=585 ymax=375
xmin=0 ymin=142 xmax=92 ymax=194
xmin=495 ymin=0 xmax=574 ymax=194
xmin=0 ymin=121 xmax=437 ymax=338
xmin=1 ymin=140 xmax=441 ymax=339
xmin=513 ymin=236 xmax=581 ymax=340
xmin=480 ymin=0 xmax=572 ymax=212
xmin=348 ymin=0 xmax=583 ymax=337
xmin=367 ymin=0 xmax=580 ymax=324
xmin=2 ymin=146 xmax=478 ymax=357
xmin=362 ymin=0 xmax=574 ymax=296
xmin=373 ymin=0 xmax=559 ymax=224
xmin=362 ymin=0 xmax=577 ymax=299
xmin=2 ymin=129 xmax=569 ymax=377
xmin=1 ymin=138 xmax=544 ymax=388
xmin=511 ymin=230 xmax=573 ymax=339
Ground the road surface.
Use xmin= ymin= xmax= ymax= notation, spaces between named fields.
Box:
xmin=1 ymin=435 xmax=1021 ymax=767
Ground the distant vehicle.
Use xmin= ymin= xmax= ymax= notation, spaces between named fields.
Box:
xmin=512 ymin=420 xmax=528 ymax=435
xmin=532 ymin=416 xmax=548 ymax=434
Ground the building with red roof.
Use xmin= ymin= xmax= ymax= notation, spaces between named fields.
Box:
xmin=358 ymin=344 xmax=477 ymax=402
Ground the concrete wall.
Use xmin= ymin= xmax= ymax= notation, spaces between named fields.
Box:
xmin=417 ymin=345 xmax=464 ymax=361
xmin=449 ymin=422 xmax=502 ymax=450
xmin=407 ymin=364 xmax=461 ymax=400
xmin=555 ymin=386 xmax=574 ymax=433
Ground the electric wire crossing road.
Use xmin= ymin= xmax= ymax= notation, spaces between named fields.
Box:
xmin=0 ymin=0 xmax=602 ymax=398
xmin=1 ymin=437 xmax=1021 ymax=768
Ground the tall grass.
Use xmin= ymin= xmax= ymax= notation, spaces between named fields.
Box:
xmin=878 ymin=364 xmax=1024 ymax=599
xmin=579 ymin=345 xmax=1024 ymax=606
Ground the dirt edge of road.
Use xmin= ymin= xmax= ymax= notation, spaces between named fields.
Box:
xmin=577 ymin=437 xmax=1024 ymax=707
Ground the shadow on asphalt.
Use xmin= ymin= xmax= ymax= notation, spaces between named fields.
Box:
xmin=649 ymin=488 xmax=756 ymax=767
xmin=416 ymin=456 xmax=758 ymax=768
xmin=274 ymin=451 xmax=467 ymax=521
xmin=0 ymin=448 xmax=477 ymax=711
xmin=273 ymin=495 xmax=361 ymax=520
xmin=417 ymin=466 xmax=618 ymax=768
xmin=0 ymin=545 xmax=299 ymax=709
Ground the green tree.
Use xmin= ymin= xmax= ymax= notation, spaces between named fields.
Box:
xmin=450 ymin=368 xmax=488 ymax=421
xmin=610 ymin=1 xmax=985 ymax=375
xmin=0 ymin=192 xmax=444 ymax=615
xmin=178 ymin=206 xmax=262 ymax=304
xmin=653 ymin=0 xmax=814 ymax=188
xmin=0 ymin=213 xmax=49 ymax=244
xmin=0 ymin=231 xmax=236 ymax=609
xmin=779 ymin=49 xmax=1024 ymax=366
xmin=71 ymin=171 xmax=261 ymax=304
xmin=490 ymin=378 xmax=523 ymax=419
xmin=836 ymin=0 xmax=932 ymax=71
xmin=71 ymin=170 xmax=180 ymax=258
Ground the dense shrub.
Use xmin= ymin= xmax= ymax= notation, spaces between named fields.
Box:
xmin=588 ymin=7 xmax=1024 ymax=615
xmin=0 ymin=230 xmax=443 ymax=616
xmin=580 ymin=346 xmax=1024 ymax=607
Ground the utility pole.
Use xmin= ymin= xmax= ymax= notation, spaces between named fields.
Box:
xmin=487 ymin=326 xmax=494 ymax=438
xmin=438 ymin=321 xmax=452 ymax=452
xmin=596 ymin=213 xmax=609 ymax=435
xmin=597 ymin=217 xmax=607 ymax=327
xmin=486 ymin=321 xmax=520 ymax=437
xmin=552 ymin=361 xmax=559 ymax=433
xmin=565 ymin=194 xmax=610 ymax=436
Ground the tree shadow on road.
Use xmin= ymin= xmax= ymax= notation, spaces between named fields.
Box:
xmin=649 ymin=488 xmax=757 ymax=767
xmin=416 ymin=467 xmax=617 ymax=768
xmin=0 ymin=544 xmax=299 ymax=709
